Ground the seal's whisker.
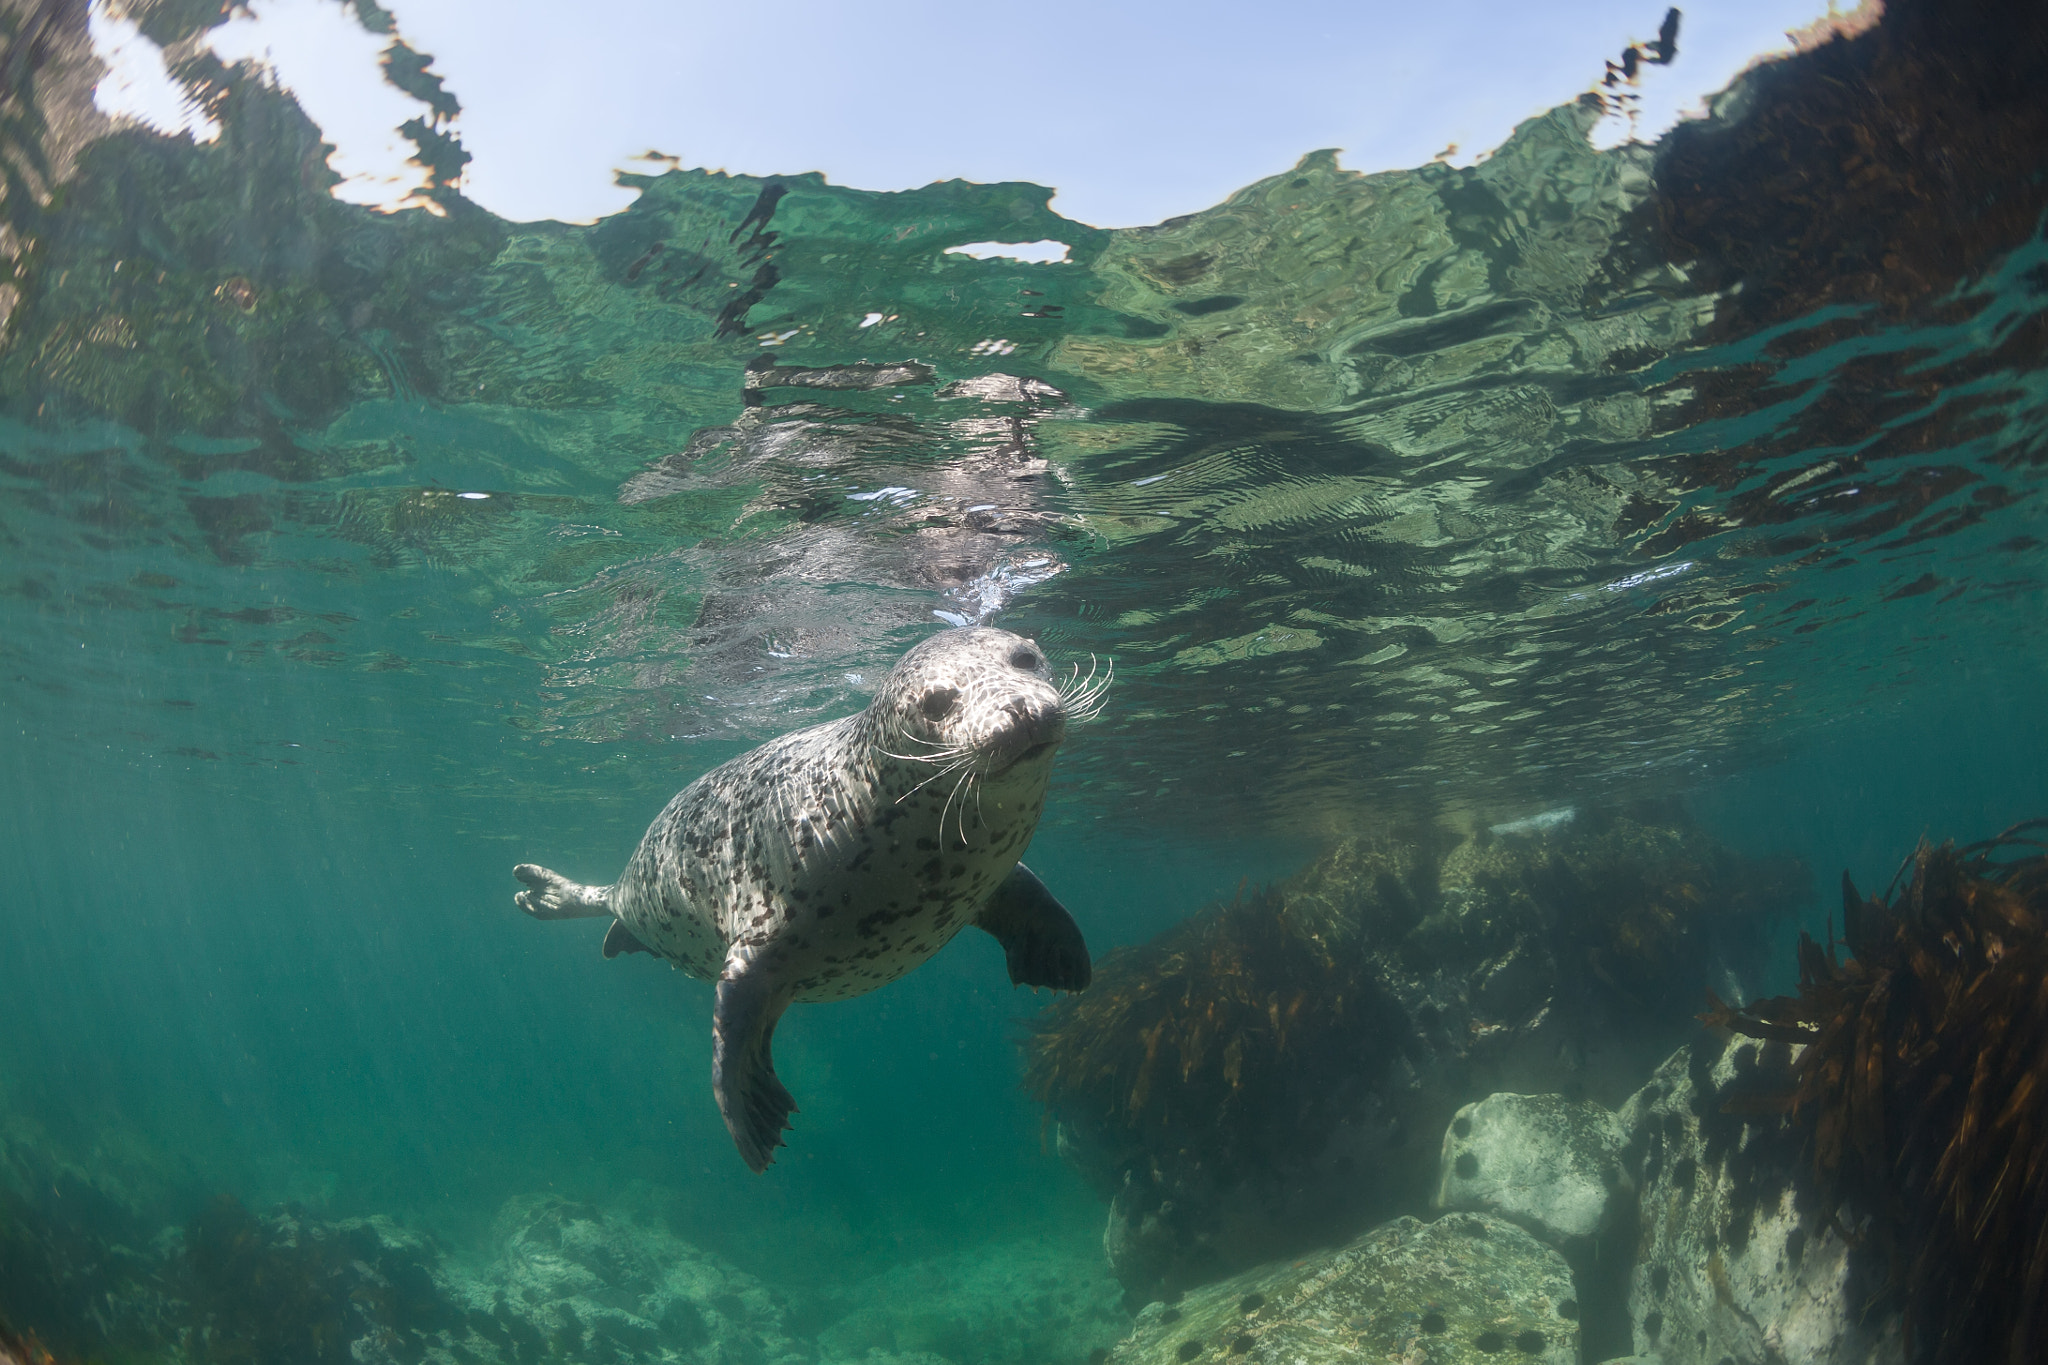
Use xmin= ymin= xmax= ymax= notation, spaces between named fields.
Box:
xmin=877 ymin=738 xmax=971 ymax=764
xmin=940 ymin=764 xmax=980 ymax=847
xmin=1083 ymin=669 xmax=1114 ymax=717
xmin=1091 ymin=657 xmax=1116 ymax=709
xmin=897 ymin=755 xmax=972 ymax=804
xmin=1057 ymin=654 xmax=1097 ymax=705
xmin=1058 ymin=655 xmax=1102 ymax=705
xmin=1058 ymin=655 xmax=1113 ymax=724
xmin=938 ymin=767 xmax=964 ymax=842
xmin=958 ymin=771 xmax=983 ymax=846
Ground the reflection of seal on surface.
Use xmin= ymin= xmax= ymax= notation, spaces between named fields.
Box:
xmin=514 ymin=626 xmax=1104 ymax=1172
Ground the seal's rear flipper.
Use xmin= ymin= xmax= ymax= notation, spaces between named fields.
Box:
xmin=713 ymin=952 xmax=797 ymax=1173
xmin=513 ymin=864 xmax=613 ymax=920
xmin=975 ymin=863 xmax=1092 ymax=991
xmin=602 ymin=919 xmax=653 ymax=958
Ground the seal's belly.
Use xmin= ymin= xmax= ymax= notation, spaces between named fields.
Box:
xmin=776 ymin=861 xmax=1007 ymax=1002
xmin=620 ymin=851 xmax=1005 ymax=1000
xmin=608 ymin=711 xmax=1043 ymax=999
xmin=631 ymin=897 xmax=726 ymax=979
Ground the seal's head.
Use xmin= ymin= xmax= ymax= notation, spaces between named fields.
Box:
xmin=873 ymin=626 xmax=1086 ymax=780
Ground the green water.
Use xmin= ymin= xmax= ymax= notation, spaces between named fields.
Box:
xmin=3 ymin=0 xmax=2046 ymax=1358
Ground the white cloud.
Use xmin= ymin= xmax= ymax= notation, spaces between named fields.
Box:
xmin=88 ymin=6 xmax=220 ymax=143
xmin=943 ymin=241 xmax=1072 ymax=264
xmin=205 ymin=0 xmax=443 ymax=212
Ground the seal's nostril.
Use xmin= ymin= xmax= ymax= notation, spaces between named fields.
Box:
xmin=922 ymin=686 xmax=960 ymax=721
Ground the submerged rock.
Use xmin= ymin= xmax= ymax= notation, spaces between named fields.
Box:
xmin=198 ymin=1206 xmax=462 ymax=1365
xmin=4 ymin=1180 xmax=807 ymax=1365
xmin=1434 ymin=1092 xmax=1629 ymax=1246
xmin=462 ymin=1194 xmax=806 ymax=1365
xmin=1106 ymin=1212 xmax=1577 ymax=1365
xmin=1617 ymin=1044 xmax=1904 ymax=1365
xmin=0 ymin=1114 xmax=191 ymax=1359
xmin=1425 ymin=1043 xmax=1909 ymax=1365
xmin=1431 ymin=1091 xmax=1638 ymax=1358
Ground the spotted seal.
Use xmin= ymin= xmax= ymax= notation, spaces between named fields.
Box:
xmin=512 ymin=626 xmax=1105 ymax=1171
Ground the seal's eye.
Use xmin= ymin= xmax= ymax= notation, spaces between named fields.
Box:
xmin=920 ymin=686 xmax=960 ymax=721
xmin=1009 ymin=646 xmax=1041 ymax=671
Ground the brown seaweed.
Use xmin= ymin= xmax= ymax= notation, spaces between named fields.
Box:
xmin=1021 ymin=876 xmax=1399 ymax=1177
xmin=1705 ymin=820 xmax=2048 ymax=1365
xmin=0 ymin=1317 xmax=58 ymax=1365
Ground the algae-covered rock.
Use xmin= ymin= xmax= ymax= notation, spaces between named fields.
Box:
xmin=4 ymin=1177 xmax=811 ymax=1365
xmin=1434 ymin=1092 xmax=1628 ymax=1245
xmin=1108 ymin=1213 xmax=1577 ymax=1365
xmin=177 ymin=1197 xmax=466 ymax=1365
xmin=0 ymin=1112 xmax=198 ymax=1359
xmin=1616 ymin=1044 xmax=1903 ymax=1365
xmin=476 ymin=1194 xmax=806 ymax=1365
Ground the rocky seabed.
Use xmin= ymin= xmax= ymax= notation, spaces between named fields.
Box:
xmin=1104 ymin=1036 xmax=1904 ymax=1365
xmin=4 ymin=1036 xmax=1900 ymax=1365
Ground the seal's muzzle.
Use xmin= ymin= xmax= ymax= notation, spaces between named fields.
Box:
xmin=988 ymin=695 xmax=1066 ymax=773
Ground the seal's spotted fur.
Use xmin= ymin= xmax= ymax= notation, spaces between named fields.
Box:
xmin=513 ymin=627 xmax=1094 ymax=1171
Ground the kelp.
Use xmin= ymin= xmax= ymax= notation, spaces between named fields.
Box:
xmin=0 ymin=1316 xmax=58 ymax=1365
xmin=1704 ymin=820 xmax=2048 ymax=1365
xmin=1021 ymin=871 xmax=1405 ymax=1178
xmin=181 ymin=1194 xmax=453 ymax=1365
xmin=1029 ymin=816 xmax=1798 ymax=1196
xmin=1451 ymin=814 xmax=1804 ymax=1010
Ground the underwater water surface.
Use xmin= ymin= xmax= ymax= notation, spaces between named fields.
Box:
xmin=3 ymin=0 xmax=2047 ymax=1362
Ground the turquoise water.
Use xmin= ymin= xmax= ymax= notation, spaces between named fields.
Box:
xmin=3 ymin=0 xmax=2046 ymax=1360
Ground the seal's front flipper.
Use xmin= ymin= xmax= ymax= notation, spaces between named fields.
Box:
xmin=602 ymin=920 xmax=653 ymax=958
xmin=712 ymin=950 xmax=797 ymax=1173
xmin=513 ymin=864 xmax=613 ymax=920
xmin=975 ymin=863 xmax=1092 ymax=991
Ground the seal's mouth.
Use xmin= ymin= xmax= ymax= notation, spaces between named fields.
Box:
xmin=987 ymin=738 xmax=1057 ymax=778
xmin=983 ymin=699 xmax=1064 ymax=775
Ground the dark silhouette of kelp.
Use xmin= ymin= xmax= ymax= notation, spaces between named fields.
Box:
xmin=1022 ymin=874 xmax=1406 ymax=1179
xmin=1706 ymin=820 xmax=2048 ymax=1365
xmin=181 ymin=1194 xmax=453 ymax=1365
xmin=0 ymin=1314 xmax=60 ymax=1365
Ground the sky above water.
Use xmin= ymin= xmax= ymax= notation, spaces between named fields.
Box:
xmin=92 ymin=0 xmax=1854 ymax=225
